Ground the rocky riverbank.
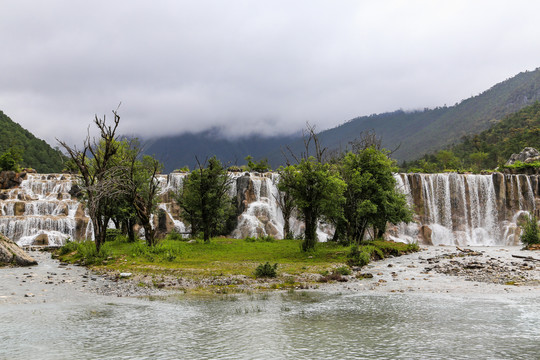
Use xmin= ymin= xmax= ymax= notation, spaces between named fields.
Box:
xmin=2 ymin=245 xmax=540 ymax=305
xmin=335 ymin=245 xmax=540 ymax=295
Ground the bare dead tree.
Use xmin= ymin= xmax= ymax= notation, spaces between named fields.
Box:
xmin=282 ymin=122 xmax=327 ymax=165
xmin=57 ymin=109 xmax=120 ymax=252
xmin=349 ymin=129 xmax=401 ymax=156
xmin=273 ymin=188 xmax=295 ymax=239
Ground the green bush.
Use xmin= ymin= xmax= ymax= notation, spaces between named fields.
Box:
xmin=130 ymin=241 xmax=181 ymax=262
xmin=334 ymin=265 xmax=351 ymax=276
xmin=347 ymin=246 xmax=371 ymax=267
xmin=166 ymin=229 xmax=184 ymax=241
xmin=58 ymin=240 xmax=79 ymax=255
xmin=254 ymin=262 xmax=278 ymax=278
xmin=105 ymin=228 xmax=123 ymax=242
xmin=245 ymin=235 xmax=275 ymax=243
xmin=521 ymin=215 xmax=540 ymax=247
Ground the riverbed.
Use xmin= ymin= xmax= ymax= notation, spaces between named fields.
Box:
xmin=2 ymin=247 xmax=540 ymax=359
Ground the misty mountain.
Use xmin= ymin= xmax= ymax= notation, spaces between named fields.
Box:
xmin=143 ymin=129 xmax=299 ymax=172
xmin=144 ymin=67 xmax=540 ymax=170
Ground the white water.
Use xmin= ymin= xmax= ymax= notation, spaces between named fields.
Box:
xmin=0 ymin=174 xmax=79 ymax=246
xmin=395 ymin=173 xmax=539 ymax=246
xmin=2 ymin=172 xmax=538 ymax=247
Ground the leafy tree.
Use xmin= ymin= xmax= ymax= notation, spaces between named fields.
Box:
xmin=244 ymin=155 xmax=271 ymax=172
xmin=278 ymin=157 xmax=345 ymax=251
xmin=176 ymin=157 xmax=233 ymax=242
xmin=436 ymin=150 xmax=459 ymax=170
xmin=521 ymin=215 xmax=540 ymax=247
xmin=338 ymin=148 xmax=412 ymax=244
xmin=469 ymin=151 xmax=489 ymax=172
xmin=0 ymin=147 xmax=23 ymax=172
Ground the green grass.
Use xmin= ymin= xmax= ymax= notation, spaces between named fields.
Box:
xmin=55 ymin=237 xmax=418 ymax=284
xmin=57 ymin=237 xmax=351 ymax=277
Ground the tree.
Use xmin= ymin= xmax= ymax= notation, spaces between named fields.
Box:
xmin=521 ymin=215 xmax=540 ymax=247
xmin=278 ymin=158 xmax=345 ymax=251
xmin=58 ymin=110 xmax=121 ymax=252
xmin=244 ymin=155 xmax=271 ymax=172
xmin=436 ymin=150 xmax=459 ymax=170
xmin=338 ymin=147 xmax=412 ymax=244
xmin=469 ymin=151 xmax=488 ymax=172
xmin=0 ymin=147 xmax=23 ymax=172
xmin=176 ymin=157 xmax=232 ymax=242
xmin=274 ymin=186 xmax=295 ymax=239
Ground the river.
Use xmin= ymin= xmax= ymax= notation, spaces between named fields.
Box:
xmin=1 ymin=250 xmax=540 ymax=359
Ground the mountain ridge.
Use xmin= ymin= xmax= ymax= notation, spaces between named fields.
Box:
xmin=141 ymin=67 xmax=540 ymax=170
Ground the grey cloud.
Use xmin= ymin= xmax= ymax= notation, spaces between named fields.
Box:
xmin=1 ymin=1 xmax=540 ymax=146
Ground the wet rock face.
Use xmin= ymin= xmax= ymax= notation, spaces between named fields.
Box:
xmin=505 ymin=147 xmax=540 ymax=166
xmin=0 ymin=171 xmax=26 ymax=190
xmin=0 ymin=233 xmax=37 ymax=266
xmin=398 ymin=172 xmax=540 ymax=246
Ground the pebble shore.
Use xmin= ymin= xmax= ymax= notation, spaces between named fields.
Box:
xmin=2 ymin=246 xmax=540 ymax=305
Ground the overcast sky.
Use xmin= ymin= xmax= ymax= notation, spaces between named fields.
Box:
xmin=1 ymin=1 xmax=540 ymax=147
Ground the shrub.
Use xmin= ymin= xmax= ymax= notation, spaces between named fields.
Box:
xmin=244 ymin=235 xmax=275 ymax=243
xmin=347 ymin=246 xmax=371 ymax=267
xmin=521 ymin=215 xmax=540 ymax=247
xmin=130 ymin=241 xmax=181 ymax=262
xmin=254 ymin=262 xmax=278 ymax=278
xmin=334 ymin=265 xmax=351 ymax=276
xmin=166 ymin=229 xmax=184 ymax=241
xmin=58 ymin=240 xmax=78 ymax=255
xmin=105 ymin=228 xmax=123 ymax=242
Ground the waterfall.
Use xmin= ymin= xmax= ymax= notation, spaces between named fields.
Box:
xmin=395 ymin=173 xmax=539 ymax=246
xmin=3 ymin=171 xmax=538 ymax=247
xmin=0 ymin=174 xmax=84 ymax=246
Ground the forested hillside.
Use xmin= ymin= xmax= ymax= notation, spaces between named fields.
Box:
xmin=274 ymin=68 xmax=540 ymax=165
xmin=0 ymin=110 xmax=66 ymax=173
xmin=402 ymin=102 xmax=540 ymax=172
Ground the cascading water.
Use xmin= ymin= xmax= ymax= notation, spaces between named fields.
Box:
xmin=2 ymin=171 xmax=538 ymax=247
xmin=0 ymin=174 xmax=84 ymax=246
xmin=394 ymin=173 xmax=539 ymax=246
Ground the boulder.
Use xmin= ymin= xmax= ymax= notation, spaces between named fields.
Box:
xmin=419 ymin=225 xmax=433 ymax=245
xmin=14 ymin=202 xmax=26 ymax=216
xmin=505 ymin=147 xmax=540 ymax=166
xmin=0 ymin=233 xmax=37 ymax=266
xmin=0 ymin=171 xmax=24 ymax=190
xmin=33 ymin=233 xmax=49 ymax=246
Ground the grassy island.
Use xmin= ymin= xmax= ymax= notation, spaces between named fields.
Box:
xmin=55 ymin=237 xmax=419 ymax=293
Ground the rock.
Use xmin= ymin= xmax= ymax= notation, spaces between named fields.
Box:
xmin=505 ymin=147 xmax=540 ymax=166
xmin=68 ymin=184 xmax=82 ymax=198
xmin=0 ymin=233 xmax=37 ymax=266
xmin=13 ymin=202 xmax=26 ymax=216
xmin=419 ymin=225 xmax=433 ymax=245
xmin=0 ymin=171 xmax=24 ymax=190
xmin=33 ymin=233 xmax=49 ymax=246
xmin=119 ymin=272 xmax=132 ymax=278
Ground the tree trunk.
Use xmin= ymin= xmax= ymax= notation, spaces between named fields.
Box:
xmin=302 ymin=208 xmax=317 ymax=251
xmin=127 ymin=218 xmax=135 ymax=242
